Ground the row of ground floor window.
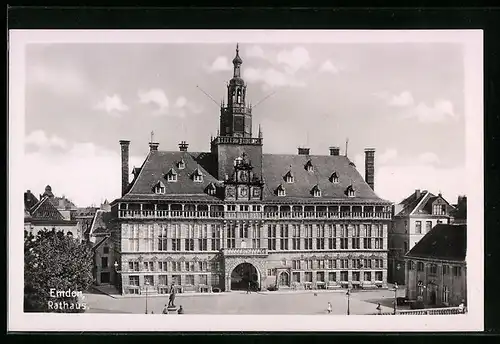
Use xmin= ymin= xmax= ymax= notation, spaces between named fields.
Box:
xmin=119 ymin=269 xmax=387 ymax=294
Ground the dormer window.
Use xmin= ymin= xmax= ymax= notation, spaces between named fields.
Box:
xmin=177 ymin=159 xmax=186 ymax=170
xmin=166 ymin=168 xmax=177 ymax=182
xmin=330 ymin=172 xmax=339 ymax=183
xmin=305 ymin=159 xmax=313 ymax=172
xmin=284 ymin=170 xmax=294 ymax=184
xmin=206 ymin=183 xmax=217 ymax=196
xmin=192 ymin=167 xmax=203 ymax=183
xmin=346 ymin=185 xmax=355 ymax=197
xmin=312 ymin=185 xmax=321 ymax=197
xmin=153 ymin=181 xmax=166 ymax=194
xmin=277 ymin=184 xmax=286 ymax=197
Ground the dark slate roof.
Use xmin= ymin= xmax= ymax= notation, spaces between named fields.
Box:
xmin=261 ymin=154 xmax=386 ymax=202
xmin=24 ymin=191 xmax=39 ymax=211
xmin=29 ymin=197 xmax=65 ymax=221
xmin=124 ymin=151 xmax=221 ymax=200
xmin=90 ymin=210 xmax=114 ymax=236
xmin=406 ymin=224 xmax=466 ymax=261
xmin=122 ymin=150 xmax=389 ymax=203
xmin=396 ymin=190 xmax=455 ymax=217
xmin=73 ymin=207 xmax=99 ymax=217
xmin=395 ymin=191 xmax=430 ymax=217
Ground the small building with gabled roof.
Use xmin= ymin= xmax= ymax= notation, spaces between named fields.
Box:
xmin=404 ymin=223 xmax=466 ymax=308
xmin=389 ymin=189 xmax=456 ymax=285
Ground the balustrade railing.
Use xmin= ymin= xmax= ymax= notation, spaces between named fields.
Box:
xmin=222 ymin=248 xmax=268 ymax=256
xmin=212 ymin=136 xmax=262 ymax=145
xmin=376 ymin=307 xmax=465 ymax=315
xmin=118 ymin=209 xmax=391 ymax=220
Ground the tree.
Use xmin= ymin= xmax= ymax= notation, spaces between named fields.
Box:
xmin=24 ymin=228 xmax=94 ymax=312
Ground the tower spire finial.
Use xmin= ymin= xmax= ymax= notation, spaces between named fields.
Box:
xmin=236 ymin=43 xmax=239 ymax=53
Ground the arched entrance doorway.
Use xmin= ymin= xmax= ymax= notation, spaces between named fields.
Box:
xmin=231 ymin=262 xmax=259 ymax=291
xmin=278 ymin=271 xmax=290 ymax=287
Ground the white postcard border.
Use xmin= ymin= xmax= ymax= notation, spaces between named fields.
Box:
xmin=8 ymin=29 xmax=483 ymax=332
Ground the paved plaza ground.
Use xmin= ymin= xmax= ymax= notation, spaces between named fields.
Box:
xmin=83 ymin=287 xmax=405 ymax=315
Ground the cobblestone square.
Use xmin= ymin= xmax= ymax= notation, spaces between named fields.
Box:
xmin=84 ymin=288 xmax=402 ymax=315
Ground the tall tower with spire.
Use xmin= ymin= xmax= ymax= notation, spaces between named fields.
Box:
xmin=211 ymin=44 xmax=264 ymax=193
xmin=219 ymin=44 xmax=253 ymax=138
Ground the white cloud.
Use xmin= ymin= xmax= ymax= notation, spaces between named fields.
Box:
xmin=243 ymin=67 xmax=306 ymax=90
xmin=174 ymin=96 xmax=203 ymax=114
xmin=418 ymin=152 xmax=440 ymax=165
xmin=375 ymin=91 xmax=457 ymax=123
xmin=175 ymin=96 xmax=188 ymax=108
xmin=412 ymin=99 xmax=456 ymax=123
xmin=319 ymin=60 xmax=339 ymax=74
xmin=138 ymin=88 xmax=169 ymax=114
xmin=94 ymin=94 xmax=129 ymax=115
xmin=24 ymin=141 xmax=144 ymax=207
xmin=276 ymin=47 xmax=311 ymax=74
xmin=246 ymin=45 xmax=266 ymax=59
xmin=27 ymin=64 xmax=87 ymax=96
xmin=354 ymin=150 xmax=464 ymax=204
xmin=25 ymin=130 xmax=67 ymax=150
xmin=389 ymin=91 xmax=414 ymax=107
xmin=207 ymin=56 xmax=233 ymax=72
xmin=378 ymin=148 xmax=398 ymax=164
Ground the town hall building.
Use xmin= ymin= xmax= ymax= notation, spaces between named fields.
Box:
xmin=110 ymin=45 xmax=393 ymax=295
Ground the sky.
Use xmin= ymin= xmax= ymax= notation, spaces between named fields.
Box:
xmin=24 ymin=42 xmax=466 ymax=207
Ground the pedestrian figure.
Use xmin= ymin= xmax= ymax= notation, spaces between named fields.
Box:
xmin=177 ymin=305 xmax=184 ymax=314
xmin=247 ymin=280 xmax=251 ymax=294
xmin=151 ymin=311 xmax=154 ymax=314
xmin=376 ymin=303 xmax=382 ymax=315
xmin=162 ymin=304 xmax=168 ymax=314
xmin=327 ymin=302 xmax=332 ymax=314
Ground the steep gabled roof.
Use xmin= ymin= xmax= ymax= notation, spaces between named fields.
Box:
xmin=123 ymin=151 xmax=220 ymax=200
xmin=121 ymin=150 xmax=389 ymax=203
xmin=29 ymin=197 xmax=65 ymax=221
xmin=90 ymin=210 xmax=114 ymax=236
xmin=396 ymin=190 xmax=455 ymax=217
xmin=92 ymin=236 xmax=110 ymax=251
xmin=261 ymin=154 xmax=386 ymax=202
xmin=395 ymin=191 xmax=433 ymax=217
xmin=24 ymin=191 xmax=39 ymax=211
xmin=405 ymin=224 xmax=466 ymax=261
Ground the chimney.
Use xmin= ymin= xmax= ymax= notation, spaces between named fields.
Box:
xmin=415 ymin=189 xmax=421 ymax=199
xmin=298 ymin=147 xmax=310 ymax=155
xmin=119 ymin=140 xmax=130 ymax=196
xmin=329 ymin=146 xmax=340 ymax=156
xmin=364 ymin=148 xmax=375 ymax=191
xmin=149 ymin=142 xmax=159 ymax=151
xmin=179 ymin=141 xmax=189 ymax=152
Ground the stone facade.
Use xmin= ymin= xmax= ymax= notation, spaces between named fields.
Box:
xmin=115 ymin=217 xmax=390 ymax=295
xmin=404 ymin=257 xmax=466 ymax=307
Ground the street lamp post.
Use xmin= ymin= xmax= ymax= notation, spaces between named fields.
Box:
xmin=144 ymin=280 xmax=150 ymax=314
xmin=393 ymin=282 xmax=398 ymax=315
xmin=346 ymin=289 xmax=350 ymax=315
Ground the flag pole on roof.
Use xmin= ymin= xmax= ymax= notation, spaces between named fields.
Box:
xmin=345 ymin=137 xmax=349 ymax=157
